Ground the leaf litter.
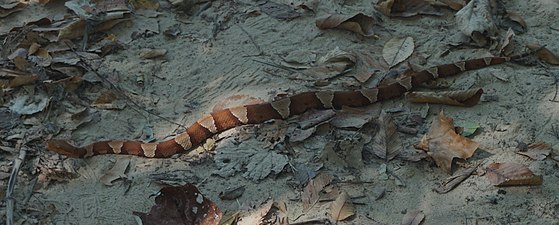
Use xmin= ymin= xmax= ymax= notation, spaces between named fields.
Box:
xmin=3 ymin=0 xmax=558 ymax=224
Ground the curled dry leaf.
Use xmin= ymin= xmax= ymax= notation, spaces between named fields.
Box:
xmin=455 ymin=0 xmax=496 ymax=46
xmin=134 ymin=184 xmax=222 ymax=225
xmin=405 ymin=88 xmax=484 ymax=107
xmin=401 ymin=209 xmax=425 ymax=225
xmin=415 ymin=111 xmax=479 ymax=174
xmin=516 ymin=142 xmax=552 ymax=161
xmin=378 ymin=0 xmax=442 ymax=17
xmin=498 ymin=28 xmax=515 ymax=56
xmin=371 ymin=111 xmax=402 ymax=161
xmin=139 ymin=48 xmax=167 ymax=59
xmin=486 ymin=163 xmax=543 ymax=187
xmin=0 ymin=0 xmax=27 ymax=18
xmin=329 ymin=191 xmax=355 ymax=222
xmin=315 ymin=13 xmax=377 ymax=37
xmin=527 ymin=44 xmax=559 ymax=65
xmin=383 ymin=37 xmax=414 ymax=68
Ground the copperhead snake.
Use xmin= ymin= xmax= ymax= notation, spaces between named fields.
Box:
xmin=46 ymin=52 xmax=533 ymax=158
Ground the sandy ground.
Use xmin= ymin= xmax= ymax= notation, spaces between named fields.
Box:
xmin=2 ymin=0 xmax=559 ymax=224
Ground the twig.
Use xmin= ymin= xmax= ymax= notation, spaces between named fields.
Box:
xmin=550 ymin=73 xmax=559 ymax=102
xmin=5 ymin=140 xmax=27 ymax=225
xmin=63 ymin=41 xmax=187 ymax=129
xmin=238 ymin=25 xmax=264 ymax=56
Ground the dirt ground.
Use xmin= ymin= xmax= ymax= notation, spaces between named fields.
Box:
xmin=1 ymin=0 xmax=559 ymax=224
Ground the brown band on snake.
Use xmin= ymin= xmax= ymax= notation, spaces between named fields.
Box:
xmin=46 ymin=54 xmax=530 ymax=158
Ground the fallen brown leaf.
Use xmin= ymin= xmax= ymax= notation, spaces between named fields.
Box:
xmin=302 ymin=172 xmax=334 ymax=210
xmin=527 ymin=44 xmax=559 ymax=65
xmin=426 ymin=0 xmax=465 ymax=10
xmin=405 ymin=88 xmax=484 ymax=107
xmin=371 ymin=111 xmax=401 ymax=161
xmin=0 ymin=68 xmax=38 ymax=89
xmin=486 ymin=163 xmax=543 ymax=187
xmin=401 ymin=209 xmax=425 ymax=225
xmin=237 ymin=200 xmax=273 ymax=225
xmin=516 ymin=142 xmax=552 ymax=161
xmin=134 ymin=184 xmax=222 ymax=225
xmin=329 ymin=191 xmax=354 ymax=222
xmin=378 ymin=0 xmax=442 ymax=17
xmin=416 ymin=111 xmax=479 ymax=174
xmin=434 ymin=162 xmax=480 ymax=193
xmin=315 ymin=13 xmax=377 ymax=37
xmin=383 ymin=37 xmax=414 ymax=68
xmin=0 ymin=0 xmax=27 ymax=18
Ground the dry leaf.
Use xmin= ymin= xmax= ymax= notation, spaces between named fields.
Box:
xmin=139 ymin=48 xmax=167 ymax=59
xmin=527 ymin=44 xmax=559 ymax=65
xmin=486 ymin=163 xmax=543 ymax=187
xmin=0 ymin=1 xmax=27 ymax=18
xmin=316 ymin=13 xmax=377 ymax=37
xmin=237 ymin=200 xmax=273 ymax=225
xmin=134 ymin=184 xmax=222 ymax=225
xmin=302 ymin=172 xmax=334 ymax=210
xmin=383 ymin=37 xmax=414 ymax=68
xmin=503 ymin=11 xmax=527 ymax=33
xmin=416 ymin=111 xmax=479 ymax=174
xmin=372 ymin=111 xmax=401 ymax=161
xmin=329 ymin=191 xmax=354 ymax=222
xmin=296 ymin=109 xmax=336 ymax=129
xmin=426 ymin=0 xmax=465 ymax=10
xmin=378 ymin=0 xmax=442 ymax=17
xmin=330 ymin=105 xmax=381 ymax=129
xmin=434 ymin=162 xmax=480 ymax=193
xmin=99 ymin=157 xmax=130 ymax=186
xmin=401 ymin=209 xmax=425 ymax=225
xmin=498 ymin=28 xmax=515 ymax=56
xmin=219 ymin=186 xmax=245 ymax=200
xmin=405 ymin=88 xmax=484 ymax=107
xmin=0 ymin=68 xmax=38 ymax=88
xmin=289 ymin=126 xmax=317 ymax=142
xmin=455 ymin=0 xmax=496 ymax=46
xmin=516 ymin=142 xmax=552 ymax=161
xmin=260 ymin=1 xmax=301 ymax=20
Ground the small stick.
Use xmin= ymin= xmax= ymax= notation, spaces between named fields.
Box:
xmin=5 ymin=140 xmax=27 ymax=225
xmin=238 ymin=25 xmax=264 ymax=56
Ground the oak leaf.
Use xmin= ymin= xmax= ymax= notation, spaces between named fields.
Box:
xmin=415 ymin=111 xmax=479 ymax=174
